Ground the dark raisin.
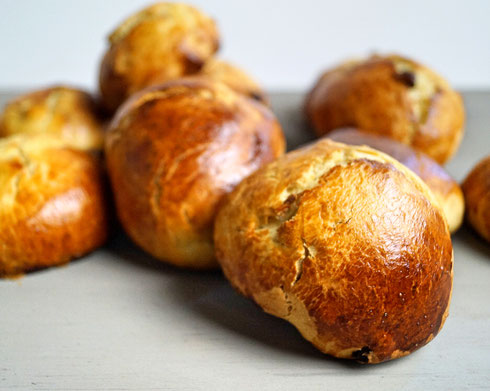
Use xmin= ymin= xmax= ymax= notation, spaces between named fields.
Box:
xmin=352 ymin=346 xmax=372 ymax=363
xmin=395 ymin=71 xmax=416 ymax=87
xmin=250 ymin=92 xmax=264 ymax=102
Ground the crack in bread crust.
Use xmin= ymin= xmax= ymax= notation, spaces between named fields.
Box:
xmin=215 ymin=139 xmax=453 ymax=363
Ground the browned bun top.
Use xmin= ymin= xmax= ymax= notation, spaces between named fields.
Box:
xmin=0 ymin=86 xmax=104 ymax=151
xmin=305 ymin=54 xmax=465 ymax=164
xmin=214 ymin=138 xmax=453 ymax=363
xmin=462 ymin=156 xmax=490 ymax=242
xmin=198 ymin=59 xmax=269 ymax=105
xmin=105 ymin=78 xmax=285 ymax=268
xmin=0 ymin=134 xmax=108 ymax=277
xmin=328 ymin=127 xmax=464 ymax=233
xmin=99 ymin=2 xmax=219 ymax=112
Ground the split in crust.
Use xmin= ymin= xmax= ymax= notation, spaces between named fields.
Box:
xmin=214 ymin=138 xmax=453 ymax=363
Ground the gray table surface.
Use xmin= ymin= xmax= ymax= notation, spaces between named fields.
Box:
xmin=0 ymin=91 xmax=489 ymax=391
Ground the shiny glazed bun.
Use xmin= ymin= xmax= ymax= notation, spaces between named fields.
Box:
xmin=105 ymin=79 xmax=285 ymax=268
xmin=462 ymin=156 xmax=490 ymax=242
xmin=305 ymin=54 xmax=465 ymax=164
xmin=198 ymin=59 xmax=268 ymax=104
xmin=214 ymin=138 xmax=453 ymax=363
xmin=0 ymin=86 xmax=104 ymax=151
xmin=0 ymin=134 xmax=108 ymax=277
xmin=99 ymin=2 xmax=219 ymax=112
xmin=328 ymin=128 xmax=464 ymax=233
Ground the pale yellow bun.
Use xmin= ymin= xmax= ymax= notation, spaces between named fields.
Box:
xmin=99 ymin=2 xmax=219 ymax=112
xmin=198 ymin=59 xmax=268 ymax=104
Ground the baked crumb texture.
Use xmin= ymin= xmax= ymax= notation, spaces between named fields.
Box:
xmin=214 ymin=138 xmax=453 ymax=363
xmin=328 ymin=128 xmax=464 ymax=233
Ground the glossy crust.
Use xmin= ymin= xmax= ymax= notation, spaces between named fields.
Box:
xmin=305 ymin=54 xmax=465 ymax=164
xmin=462 ymin=156 xmax=490 ymax=242
xmin=99 ymin=2 xmax=219 ymax=112
xmin=105 ymin=79 xmax=285 ymax=268
xmin=198 ymin=59 xmax=268 ymax=104
xmin=0 ymin=86 xmax=104 ymax=150
xmin=0 ymin=134 xmax=109 ymax=277
xmin=214 ymin=139 xmax=453 ymax=363
xmin=328 ymin=128 xmax=464 ymax=233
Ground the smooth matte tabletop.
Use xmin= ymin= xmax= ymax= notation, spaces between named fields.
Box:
xmin=1 ymin=91 xmax=489 ymax=391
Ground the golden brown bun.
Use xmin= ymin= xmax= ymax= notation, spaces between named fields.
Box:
xmin=305 ymin=54 xmax=465 ymax=164
xmin=105 ymin=79 xmax=285 ymax=268
xmin=198 ymin=59 xmax=268 ymax=104
xmin=462 ymin=156 xmax=490 ymax=242
xmin=214 ymin=138 xmax=453 ymax=363
xmin=99 ymin=2 xmax=219 ymax=112
xmin=328 ymin=128 xmax=464 ymax=233
xmin=0 ymin=86 xmax=104 ymax=151
xmin=0 ymin=134 xmax=109 ymax=277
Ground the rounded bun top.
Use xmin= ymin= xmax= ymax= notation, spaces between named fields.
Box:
xmin=105 ymin=78 xmax=285 ymax=268
xmin=0 ymin=134 xmax=66 ymax=191
xmin=328 ymin=127 xmax=464 ymax=233
xmin=305 ymin=54 xmax=465 ymax=164
xmin=198 ymin=59 xmax=268 ymax=104
xmin=0 ymin=133 xmax=108 ymax=277
xmin=214 ymin=138 xmax=452 ymax=363
xmin=99 ymin=2 xmax=219 ymax=112
xmin=0 ymin=86 xmax=104 ymax=151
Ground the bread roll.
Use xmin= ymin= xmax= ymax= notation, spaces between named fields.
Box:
xmin=305 ymin=54 xmax=465 ymax=164
xmin=462 ymin=156 xmax=490 ymax=242
xmin=214 ymin=138 xmax=453 ymax=363
xmin=0 ymin=86 xmax=104 ymax=151
xmin=99 ymin=2 xmax=219 ymax=112
xmin=198 ymin=59 xmax=268 ymax=104
xmin=105 ymin=79 xmax=285 ymax=268
xmin=0 ymin=134 xmax=108 ymax=277
xmin=328 ymin=128 xmax=464 ymax=233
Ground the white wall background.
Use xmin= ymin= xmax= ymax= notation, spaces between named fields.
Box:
xmin=1 ymin=0 xmax=489 ymax=92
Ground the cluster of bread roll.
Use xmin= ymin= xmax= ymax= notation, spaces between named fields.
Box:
xmin=0 ymin=3 xmax=281 ymax=277
xmin=98 ymin=3 xmax=285 ymax=268
xmin=2 ymin=1 xmax=488 ymax=364
xmin=304 ymin=54 xmax=489 ymax=245
xmin=98 ymin=2 xmax=268 ymax=112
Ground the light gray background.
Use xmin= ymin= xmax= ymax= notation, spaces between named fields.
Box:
xmin=1 ymin=0 xmax=489 ymax=91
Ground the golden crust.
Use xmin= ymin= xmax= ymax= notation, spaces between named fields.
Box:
xmin=0 ymin=134 xmax=109 ymax=277
xmin=99 ymin=2 xmax=219 ymax=112
xmin=305 ymin=54 xmax=465 ymax=164
xmin=328 ymin=128 xmax=464 ymax=233
xmin=462 ymin=156 xmax=490 ymax=242
xmin=214 ymin=138 xmax=453 ymax=363
xmin=0 ymin=86 xmax=104 ymax=151
xmin=105 ymin=78 xmax=285 ymax=268
xmin=198 ymin=59 xmax=268 ymax=104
